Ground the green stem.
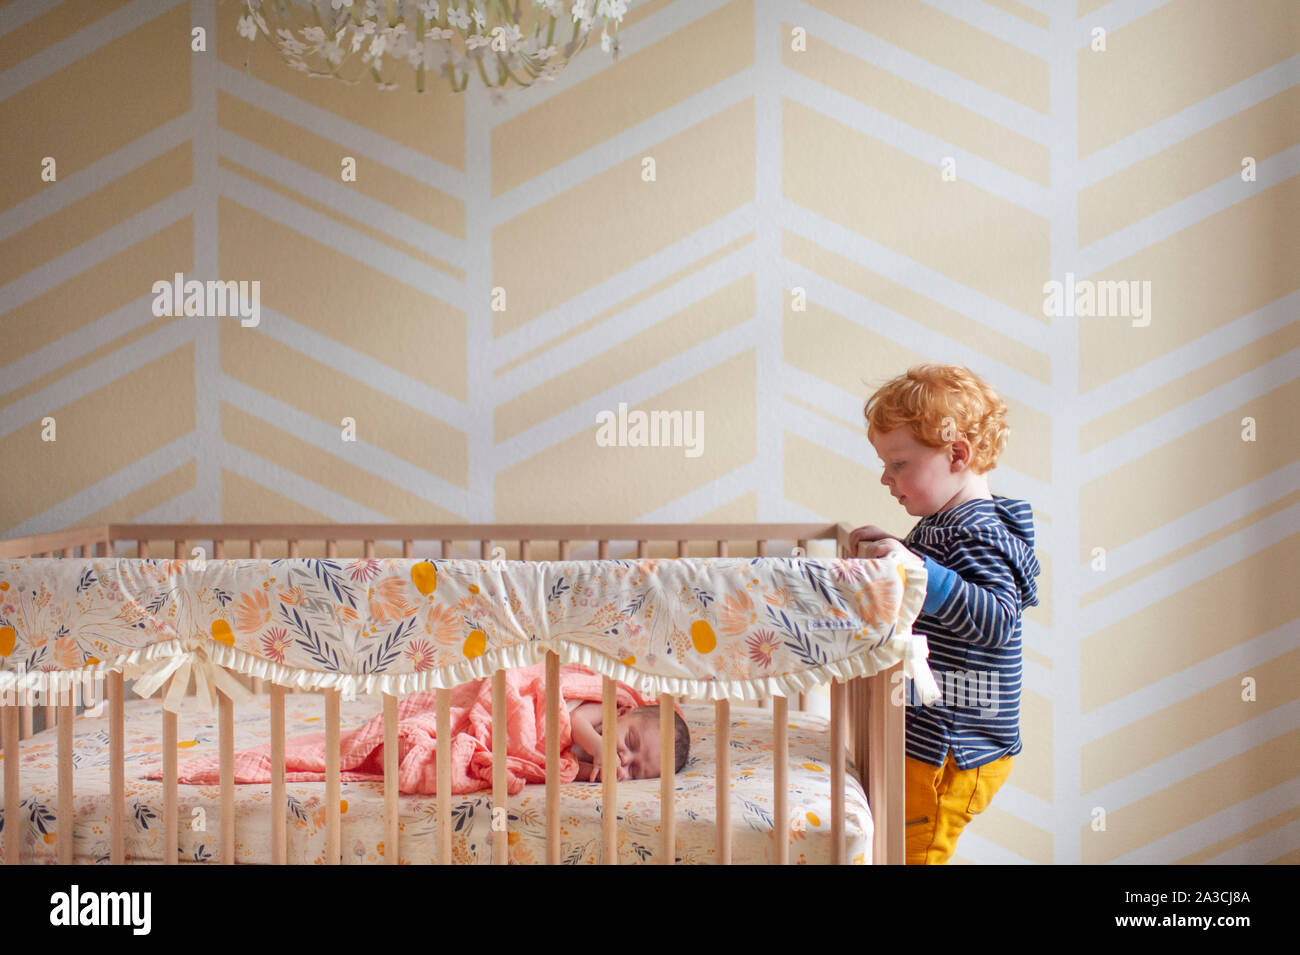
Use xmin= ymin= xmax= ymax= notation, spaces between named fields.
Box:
xmin=474 ymin=50 xmax=494 ymax=89
xmin=495 ymin=50 xmax=528 ymax=89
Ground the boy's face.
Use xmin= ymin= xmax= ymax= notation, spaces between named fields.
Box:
xmin=615 ymin=712 xmax=660 ymax=779
xmin=869 ymin=426 xmax=966 ymax=518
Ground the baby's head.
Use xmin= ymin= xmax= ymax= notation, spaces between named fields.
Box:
xmin=863 ymin=363 xmax=1008 ymax=518
xmin=614 ymin=705 xmax=690 ymax=779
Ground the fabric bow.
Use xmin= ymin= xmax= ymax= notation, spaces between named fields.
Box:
xmin=903 ymin=635 xmax=942 ymax=706
xmin=130 ymin=638 xmax=255 ymax=713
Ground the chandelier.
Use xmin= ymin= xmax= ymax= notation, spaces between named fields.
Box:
xmin=236 ymin=0 xmax=631 ymax=95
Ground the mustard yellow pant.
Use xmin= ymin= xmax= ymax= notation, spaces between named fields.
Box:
xmin=905 ymin=752 xmax=1014 ymax=865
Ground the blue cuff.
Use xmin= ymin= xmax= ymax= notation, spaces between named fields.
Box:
xmin=921 ymin=556 xmax=959 ymax=614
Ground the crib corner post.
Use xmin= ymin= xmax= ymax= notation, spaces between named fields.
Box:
xmin=862 ymin=663 xmax=905 ymax=865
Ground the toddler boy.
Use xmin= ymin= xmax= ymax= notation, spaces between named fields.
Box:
xmin=850 ymin=363 xmax=1041 ymax=865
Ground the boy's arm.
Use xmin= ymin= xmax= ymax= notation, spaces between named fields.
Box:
xmin=918 ymin=538 xmax=1024 ymax=650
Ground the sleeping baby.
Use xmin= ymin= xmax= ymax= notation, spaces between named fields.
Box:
xmin=159 ymin=662 xmax=690 ymax=794
xmin=568 ymin=699 xmax=691 ymax=781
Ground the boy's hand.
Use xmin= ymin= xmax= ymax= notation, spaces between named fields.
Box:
xmin=848 ymin=524 xmax=896 ymax=556
xmin=860 ymin=537 xmax=910 ymax=560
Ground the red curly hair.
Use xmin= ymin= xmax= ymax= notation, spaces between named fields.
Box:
xmin=863 ymin=364 xmax=1009 ymax=474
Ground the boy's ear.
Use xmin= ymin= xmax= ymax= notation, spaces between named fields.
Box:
xmin=949 ymin=438 xmax=973 ymax=470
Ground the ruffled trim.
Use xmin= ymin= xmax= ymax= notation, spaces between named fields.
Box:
xmin=0 ymin=554 xmax=934 ymax=704
xmin=0 ymin=635 xmax=932 ymax=705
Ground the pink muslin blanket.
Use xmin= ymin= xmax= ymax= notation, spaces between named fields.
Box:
xmin=152 ymin=663 xmax=654 ymax=795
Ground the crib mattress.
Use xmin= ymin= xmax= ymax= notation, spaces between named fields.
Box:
xmin=1 ymin=694 xmax=872 ymax=865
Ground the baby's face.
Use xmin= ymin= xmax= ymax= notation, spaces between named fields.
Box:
xmin=869 ymin=426 xmax=965 ymax=518
xmin=614 ymin=712 xmax=661 ymax=780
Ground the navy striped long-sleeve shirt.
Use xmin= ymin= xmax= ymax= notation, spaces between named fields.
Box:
xmin=900 ymin=495 xmax=1041 ymax=769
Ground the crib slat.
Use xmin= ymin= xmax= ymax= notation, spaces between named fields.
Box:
xmin=773 ymin=694 xmax=788 ymax=865
xmin=271 ymin=685 xmax=287 ymax=864
xmin=492 ymin=668 xmax=508 ymax=865
xmin=220 ymin=689 xmax=234 ymax=865
xmin=109 ymin=671 xmax=125 ymax=864
xmin=19 ymin=704 xmax=32 ymax=740
xmin=250 ymin=538 xmax=265 ymax=701
xmin=58 ymin=699 xmax=74 ymax=865
xmin=545 ymin=651 xmax=560 ymax=865
xmin=601 ymin=676 xmax=617 ymax=864
xmin=660 ymin=693 xmax=676 ymax=865
xmin=2 ymin=703 xmax=18 ymax=864
xmin=325 ymin=689 xmax=341 ymax=865
xmin=163 ymin=676 xmax=178 ymax=865
xmin=436 ymin=688 xmax=451 ymax=864
xmin=383 ymin=693 xmax=398 ymax=865
xmin=831 ymin=680 xmax=846 ymax=865
xmin=715 ymin=699 xmax=730 ymax=865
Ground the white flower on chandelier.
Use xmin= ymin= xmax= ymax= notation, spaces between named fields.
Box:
xmin=323 ymin=40 xmax=346 ymax=66
xmin=447 ymin=4 xmax=471 ymax=30
xmin=276 ymin=29 xmax=307 ymax=56
xmin=237 ymin=15 xmax=257 ymax=40
xmin=571 ymin=0 xmax=593 ymax=24
xmin=418 ymin=1 xmax=440 ymax=20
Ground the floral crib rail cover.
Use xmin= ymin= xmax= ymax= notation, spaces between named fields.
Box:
xmin=0 ymin=555 xmax=939 ymax=710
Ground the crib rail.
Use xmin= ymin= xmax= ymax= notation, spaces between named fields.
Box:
xmin=0 ymin=522 xmax=905 ymax=865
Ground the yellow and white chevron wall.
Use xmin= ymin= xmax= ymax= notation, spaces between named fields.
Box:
xmin=0 ymin=0 xmax=1296 ymax=865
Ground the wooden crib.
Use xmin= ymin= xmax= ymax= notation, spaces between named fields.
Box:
xmin=0 ymin=522 xmax=908 ymax=865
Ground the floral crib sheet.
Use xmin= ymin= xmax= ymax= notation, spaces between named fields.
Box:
xmin=0 ymin=693 xmax=872 ymax=865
